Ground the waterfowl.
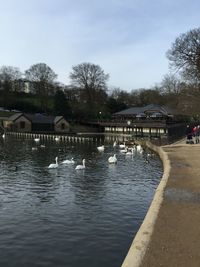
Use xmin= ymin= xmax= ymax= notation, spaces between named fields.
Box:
xmin=48 ymin=157 xmax=59 ymax=169
xmin=113 ymin=141 xmax=117 ymax=147
xmin=75 ymin=159 xmax=86 ymax=170
xmin=108 ymin=154 xmax=117 ymax=164
xmin=97 ymin=145 xmax=104 ymax=152
xmin=62 ymin=158 xmax=75 ymax=164
xmin=119 ymin=142 xmax=126 ymax=149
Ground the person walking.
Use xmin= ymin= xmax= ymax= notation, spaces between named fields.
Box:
xmin=186 ymin=125 xmax=193 ymax=144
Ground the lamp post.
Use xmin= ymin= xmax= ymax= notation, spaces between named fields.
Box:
xmin=98 ymin=111 xmax=102 ymax=122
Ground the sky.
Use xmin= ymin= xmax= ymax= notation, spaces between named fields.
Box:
xmin=0 ymin=0 xmax=199 ymax=91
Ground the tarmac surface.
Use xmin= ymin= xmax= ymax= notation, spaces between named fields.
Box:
xmin=141 ymin=139 xmax=200 ymax=267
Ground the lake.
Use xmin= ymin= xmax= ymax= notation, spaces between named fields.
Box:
xmin=0 ymin=135 xmax=162 ymax=267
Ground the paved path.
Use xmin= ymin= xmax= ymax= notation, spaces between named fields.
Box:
xmin=141 ymin=140 xmax=200 ymax=267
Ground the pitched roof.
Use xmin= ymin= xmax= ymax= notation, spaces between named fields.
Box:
xmin=54 ymin=116 xmax=64 ymax=124
xmin=7 ymin=112 xmax=66 ymax=124
xmin=8 ymin=113 xmax=24 ymax=121
xmin=24 ymin=113 xmax=56 ymax=124
xmin=113 ymin=104 xmax=179 ymax=116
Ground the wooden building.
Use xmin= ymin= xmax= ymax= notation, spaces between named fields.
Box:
xmin=3 ymin=113 xmax=70 ymax=133
xmin=100 ymin=104 xmax=187 ymax=139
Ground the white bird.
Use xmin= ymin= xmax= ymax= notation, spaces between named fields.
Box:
xmin=62 ymin=158 xmax=75 ymax=164
xmin=113 ymin=141 xmax=117 ymax=147
xmin=108 ymin=154 xmax=117 ymax=164
xmin=34 ymin=138 xmax=40 ymax=142
xmin=75 ymin=159 xmax=86 ymax=170
xmin=97 ymin=145 xmax=104 ymax=152
xmin=48 ymin=157 xmax=59 ymax=169
xmin=120 ymin=147 xmax=128 ymax=153
xmin=2 ymin=133 xmax=5 ymax=138
xmin=126 ymin=147 xmax=135 ymax=155
xmin=55 ymin=137 xmax=60 ymax=142
xmin=119 ymin=142 xmax=126 ymax=149
xmin=136 ymin=144 xmax=143 ymax=153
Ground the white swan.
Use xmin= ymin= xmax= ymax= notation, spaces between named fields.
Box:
xmin=97 ymin=145 xmax=104 ymax=152
xmin=126 ymin=147 xmax=135 ymax=155
xmin=136 ymin=144 xmax=143 ymax=153
xmin=2 ymin=133 xmax=5 ymax=138
xmin=108 ymin=154 xmax=117 ymax=164
xmin=119 ymin=142 xmax=126 ymax=149
xmin=113 ymin=141 xmax=117 ymax=147
xmin=34 ymin=138 xmax=40 ymax=142
xmin=55 ymin=136 xmax=60 ymax=142
xmin=75 ymin=159 xmax=86 ymax=170
xmin=48 ymin=157 xmax=59 ymax=169
xmin=62 ymin=158 xmax=75 ymax=164
xmin=120 ymin=147 xmax=128 ymax=153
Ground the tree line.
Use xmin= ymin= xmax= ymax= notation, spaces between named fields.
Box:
xmin=0 ymin=27 xmax=200 ymax=121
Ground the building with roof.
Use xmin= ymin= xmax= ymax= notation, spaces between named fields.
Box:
xmin=112 ymin=104 xmax=179 ymax=121
xmin=99 ymin=104 xmax=187 ymax=140
xmin=3 ymin=113 xmax=70 ymax=133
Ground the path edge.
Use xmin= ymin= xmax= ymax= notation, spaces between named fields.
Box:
xmin=121 ymin=141 xmax=171 ymax=267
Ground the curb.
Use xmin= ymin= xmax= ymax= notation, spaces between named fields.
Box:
xmin=121 ymin=141 xmax=171 ymax=267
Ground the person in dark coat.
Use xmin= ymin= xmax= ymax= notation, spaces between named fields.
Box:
xmin=186 ymin=125 xmax=193 ymax=144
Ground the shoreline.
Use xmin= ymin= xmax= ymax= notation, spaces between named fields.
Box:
xmin=122 ymin=138 xmax=200 ymax=267
xmin=121 ymin=141 xmax=170 ymax=267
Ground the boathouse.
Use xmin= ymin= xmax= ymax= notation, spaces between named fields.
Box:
xmin=3 ymin=113 xmax=70 ymax=133
xmin=100 ymin=104 xmax=187 ymax=139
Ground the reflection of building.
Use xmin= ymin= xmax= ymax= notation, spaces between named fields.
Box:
xmin=3 ymin=113 xmax=70 ymax=133
xmin=100 ymin=104 xmax=187 ymax=139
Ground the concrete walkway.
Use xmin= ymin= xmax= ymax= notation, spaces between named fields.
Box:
xmin=141 ymin=140 xmax=200 ymax=267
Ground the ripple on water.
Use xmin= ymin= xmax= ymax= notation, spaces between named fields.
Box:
xmin=0 ymin=137 xmax=162 ymax=267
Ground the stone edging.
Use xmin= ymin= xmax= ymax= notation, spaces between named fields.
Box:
xmin=121 ymin=141 xmax=171 ymax=267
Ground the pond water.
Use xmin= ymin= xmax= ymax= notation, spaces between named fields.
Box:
xmin=0 ymin=135 xmax=162 ymax=267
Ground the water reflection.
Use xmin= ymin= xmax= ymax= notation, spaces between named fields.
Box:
xmin=0 ymin=136 xmax=162 ymax=267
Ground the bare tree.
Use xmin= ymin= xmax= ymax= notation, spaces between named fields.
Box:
xmin=25 ymin=63 xmax=57 ymax=111
xmin=167 ymin=28 xmax=200 ymax=83
xmin=160 ymin=74 xmax=182 ymax=95
xmin=0 ymin=66 xmax=22 ymax=107
xmin=69 ymin=62 xmax=109 ymax=118
xmin=0 ymin=66 xmax=22 ymax=92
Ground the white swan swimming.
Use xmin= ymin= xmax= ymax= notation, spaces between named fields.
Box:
xmin=120 ymin=147 xmax=128 ymax=153
xmin=62 ymin=158 xmax=75 ymax=164
xmin=119 ymin=142 xmax=126 ymax=149
xmin=108 ymin=154 xmax=117 ymax=164
xmin=55 ymin=137 xmax=60 ymax=142
xmin=136 ymin=144 xmax=143 ymax=153
xmin=75 ymin=159 xmax=86 ymax=170
xmin=126 ymin=147 xmax=135 ymax=155
xmin=97 ymin=145 xmax=104 ymax=152
xmin=113 ymin=141 xmax=117 ymax=147
xmin=34 ymin=138 xmax=40 ymax=142
xmin=48 ymin=157 xmax=59 ymax=169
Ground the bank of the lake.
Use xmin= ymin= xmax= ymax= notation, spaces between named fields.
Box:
xmin=123 ymin=139 xmax=200 ymax=267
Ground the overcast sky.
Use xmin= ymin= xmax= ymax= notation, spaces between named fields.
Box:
xmin=0 ymin=0 xmax=199 ymax=91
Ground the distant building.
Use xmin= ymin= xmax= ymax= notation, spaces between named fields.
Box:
xmin=3 ymin=113 xmax=70 ymax=133
xmin=112 ymin=104 xmax=180 ymax=121
xmin=99 ymin=104 xmax=187 ymax=139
